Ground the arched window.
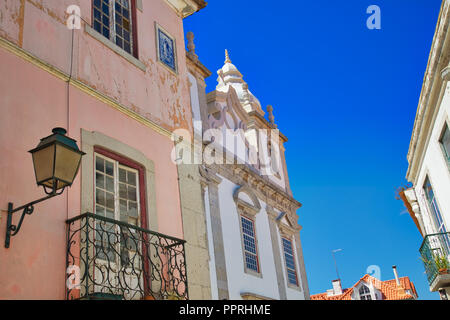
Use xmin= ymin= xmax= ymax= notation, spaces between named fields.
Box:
xmin=359 ymin=285 xmax=372 ymax=300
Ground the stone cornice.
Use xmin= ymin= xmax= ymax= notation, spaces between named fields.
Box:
xmin=164 ymin=0 xmax=207 ymax=18
xmin=233 ymin=185 xmax=262 ymax=217
xmin=205 ymin=162 xmax=301 ymax=216
xmin=186 ymin=52 xmax=212 ymax=80
xmin=247 ymin=111 xmax=288 ymax=143
xmin=199 ymin=165 xmax=223 ymax=186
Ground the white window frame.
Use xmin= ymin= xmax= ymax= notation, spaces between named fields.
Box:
xmin=94 ymin=152 xmax=141 ymax=226
xmin=239 ymin=214 xmax=261 ymax=277
xmin=92 ymin=0 xmax=134 ymax=55
xmin=281 ymin=236 xmax=299 ymax=288
xmin=359 ymin=284 xmax=372 ymax=300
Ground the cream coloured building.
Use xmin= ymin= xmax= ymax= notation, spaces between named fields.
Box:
xmin=400 ymin=0 xmax=450 ymax=300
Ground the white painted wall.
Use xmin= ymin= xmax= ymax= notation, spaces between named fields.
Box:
xmin=275 ymin=214 xmax=306 ymax=300
xmin=203 ymin=185 xmax=219 ymax=300
xmin=414 ymin=83 xmax=450 ymax=235
xmin=188 ymin=72 xmax=203 ymax=136
xmin=216 ymin=176 xmax=280 ymax=300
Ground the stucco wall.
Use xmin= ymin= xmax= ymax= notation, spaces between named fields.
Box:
xmin=215 ymin=176 xmax=280 ymax=300
xmin=414 ymin=82 xmax=450 ymax=235
xmin=0 ymin=0 xmax=193 ymax=133
xmin=0 ymin=38 xmax=184 ymax=298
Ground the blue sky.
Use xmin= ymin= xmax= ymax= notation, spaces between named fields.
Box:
xmin=184 ymin=0 xmax=442 ymax=300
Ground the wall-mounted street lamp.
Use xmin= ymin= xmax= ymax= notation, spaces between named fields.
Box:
xmin=5 ymin=128 xmax=85 ymax=248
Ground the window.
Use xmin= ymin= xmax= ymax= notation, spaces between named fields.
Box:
xmin=424 ymin=177 xmax=447 ymax=234
xmin=440 ymin=123 xmax=450 ymax=164
xmin=282 ymin=238 xmax=299 ymax=286
xmin=359 ymin=285 xmax=372 ymax=300
xmin=93 ymin=0 xmax=137 ymax=56
xmin=240 ymin=216 xmax=260 ymax=274
xmin=94 ymin=151 xmax=144 ymax=264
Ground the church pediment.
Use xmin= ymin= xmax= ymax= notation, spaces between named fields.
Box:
xmin=207 ymin=86 xmax=249 ymax=131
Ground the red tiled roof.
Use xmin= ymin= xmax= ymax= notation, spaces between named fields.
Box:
xmin=310 ymin=275 xmax=418 ymax=300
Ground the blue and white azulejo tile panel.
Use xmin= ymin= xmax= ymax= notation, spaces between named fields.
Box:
xmin=157 ymin=26 xmax=176 ymax=72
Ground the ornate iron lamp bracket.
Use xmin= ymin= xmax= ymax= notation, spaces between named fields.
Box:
xmin=5 ymin=186 xmax=65 ymax=248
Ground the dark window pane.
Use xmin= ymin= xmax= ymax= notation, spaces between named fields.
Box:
xmin=96 ymin=157 xmax=104 ymax=172
xmin=102 ymin=15 xmax=109 ymax=26
xmin=116 ymin=37 xmax=123 ymax=48
xmin=119 ymin=168 xmax=127 ymax=183
xmin=120 ymin=199 xmax=127 ymax=215
xmin=96 ymin=189 xmax=105 ymax=206
xmin=94 ymin=8 xmax=101 ymax=20
xmin=105 ymin=160 xmax=114 ymax=176
xmin=124 ymin=30 xmax=130 ymax=42
xmin=442 ymin=125 xmax=450 ymax=159
xmin=95 ymin=205 xmax=105 ymax=216
xmin=106 ymin=209 xmax=114 ymax=220
xmin=96 ymin=172 xmax=105 ymax=189
xmin=102 ymin=3 xmax=109 ymax=14
xmin=129 ymin=201 xmax=138 ymax=218
xmin=119 ymin=183 xmax=127 ymax=199
xmin=102 ymin=27 xmax=110 ymax=39
xmin=94 ymin=20 xmax=102 ymax=33
xmin=128 ymin=171 xmax=136 ymax=185
xmin=116 ymin=25 xmax=123 ymax=37
xmin=106 ymin=176 xmax=114 ymax=192
xmin=115 ymin=2 xmax=122 ymax=13
xmin=124 ymin=42 xmax=131 ymax=54
xmin=128 ymin=186 xmax=136 ymax=201
xmin=106 ymin=192 xmax=115 ymax=209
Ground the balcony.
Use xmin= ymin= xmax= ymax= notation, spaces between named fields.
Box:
xmin=66 ymin=213 xmax=188 ymax=300
xmin=419 ymin=232 xmax=450 ymax=292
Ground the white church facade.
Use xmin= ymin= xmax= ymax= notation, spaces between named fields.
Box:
xmin=184 ymin=41 xmax=310 ymax=300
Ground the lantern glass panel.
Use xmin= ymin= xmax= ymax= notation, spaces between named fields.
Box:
xmin=31 ymin=144 xmax=55 ymax=185
xmin=54 ymin=144 xmax=82 ymax=187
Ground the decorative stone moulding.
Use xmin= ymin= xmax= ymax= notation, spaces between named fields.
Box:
xmin=233 ymin=185 xmax=261 ymax=217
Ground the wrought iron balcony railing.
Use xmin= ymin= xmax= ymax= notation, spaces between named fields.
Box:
xmin=66 ymin=213 xmax=188 ymax=300
xmin=419 ymin=232 xmax=450 ymax=286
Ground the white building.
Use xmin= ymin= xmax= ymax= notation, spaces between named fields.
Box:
xmin=184 ymin=42 xmax=309 ymax=300
xmin=400 ymin=0 xmax=450 ymax=300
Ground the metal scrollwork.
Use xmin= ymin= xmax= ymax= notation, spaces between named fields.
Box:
xmin=66 ymin=213 xmax=188 ymax=300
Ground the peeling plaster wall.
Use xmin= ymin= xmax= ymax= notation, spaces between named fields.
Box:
xmin=0 ymin=0 xmax=193 ymax=299
xmin=0 ymin=0 xmax=193 ymax=133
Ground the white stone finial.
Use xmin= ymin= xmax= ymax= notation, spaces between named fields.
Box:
xmin=225 ymin=49 xmax=231 ymax=64
xmin=186 ymin=31 xmax=195 ymax=54
xmin=267 ymin=105 xmax=277 ymax=128
xmin=186 ymin=31 xmax=198 ymax=61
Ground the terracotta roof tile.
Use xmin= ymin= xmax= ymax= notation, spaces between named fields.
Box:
xmin=310 ymin=275 xmax=418 ymax=300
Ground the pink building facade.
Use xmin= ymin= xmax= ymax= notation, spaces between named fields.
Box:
xmin=0 ymin=0 xmax=209 ymax=300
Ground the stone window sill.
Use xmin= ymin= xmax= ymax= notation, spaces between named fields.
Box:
xmin=287 ymin=282 xmax=302 ymax=292
xmin=85 ymin=24 xmax=146 ymax=72
xmin=244 ymin=268 xmax=263 ymax=279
